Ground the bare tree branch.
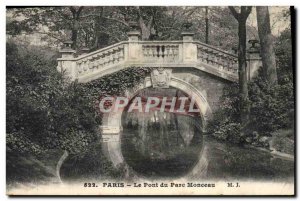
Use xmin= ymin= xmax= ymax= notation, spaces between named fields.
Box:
xmin=104 ymin=17 xmax=129 ymax=27
xmin=76 ymin=6 xmax=84 ymax=19
xmin=229 ymin=6 xmax=240 ymax=20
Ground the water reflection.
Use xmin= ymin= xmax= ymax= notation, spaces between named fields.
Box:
xmin=121 ymin=88 xmax=203 ymax=178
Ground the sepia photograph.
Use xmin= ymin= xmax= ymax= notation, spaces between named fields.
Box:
xmin=6 ymin=5 xmax=295 ymax=196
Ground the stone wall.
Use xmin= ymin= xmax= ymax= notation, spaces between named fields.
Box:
xmin=172 ymin=68 xmax=232 ymax=113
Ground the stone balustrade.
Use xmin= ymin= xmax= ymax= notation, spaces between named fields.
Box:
xmin=196 ymin=42 xmax=238 ymax=73
xmin=76 ymin=42 xmax=126 ymax=76
xmin=57 ymin=32 xmax=260 ymax=83
xmin=141 ymin=42 xmax=180 ymax=62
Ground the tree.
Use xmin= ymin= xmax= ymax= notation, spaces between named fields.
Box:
xmin=229 ymin=6 xmax=252 ymax=125
xmin=7 ymin=7 xmax=84 ymax=48
xmin=256 ymin=6 xmax=277 ymax=85
xmin=6 ymin=42 xmax=99 ymax=182
xmin=205 ymin=6 xmax=209 ymax=44
xmin=69 ymin=6 xmax=84 ymax=49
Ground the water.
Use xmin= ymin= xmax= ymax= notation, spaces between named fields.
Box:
xmin=121 ymin=127 xmax=294 ymax=181
xmin=60 ymin=133 xmax=294 ymax=182
xmin=119 ymin=85 xmax=294 ymax=181
xmin=203 ymin=136 xmax=294 ymax=181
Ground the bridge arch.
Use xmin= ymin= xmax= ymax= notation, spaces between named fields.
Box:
xmin=100 ymin=74 xmax=212 ymax=177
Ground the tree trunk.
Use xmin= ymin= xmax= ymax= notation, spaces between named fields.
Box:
xmin=238 ymin=19 xmax=250 ymax=124
xmin=71 ymin=23 xmax=78 ymax=49
xmin=139 ymin=16 xmax=152 ymax=40
xmin=137 ymin=7 xmax=154 ymax=40
xmin=205 ymin=6 xmax=209 ymax=44
xmin=256 ymin=6 xmax=277 ymax=85
xmin=56 ymin=150 xmax=69 ymax=183
xmin=229 ymin=6 xmax=252 ymax=125
xmin=69 ymin=6 xmax=83 ymax=49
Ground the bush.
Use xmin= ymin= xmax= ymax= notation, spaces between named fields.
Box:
xmin=212 ymin=121 xmax=243 ymax=144
xmin=208 ymin=27 xmax=294 ymax=148
xmin=6 ymin=41 xmax=99 ymax=166
xmin=6 ymin=41 xmax=152 ymax=182
xmin=248 ymin=68 xmax=294 ymax=135
xmin=271 ymin=129 xmax=294 ymax=154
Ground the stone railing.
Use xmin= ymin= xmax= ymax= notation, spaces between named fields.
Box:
xmin=57 ymin=31 xmax=260 ymax=83
xmin=141 ymin=41 xmax=181 ymax=62
xmin=196 ymin=42 xmax=238 ymax=73
xmin=76 ymin=42 xmax=126 ymax=76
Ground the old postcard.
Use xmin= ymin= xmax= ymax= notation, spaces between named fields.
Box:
xmin=6 ymin=6 xmax=295 ymax=196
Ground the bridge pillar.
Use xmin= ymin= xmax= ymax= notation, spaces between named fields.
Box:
xmin=181 ymin=31 xmax=197 ymax=63
xmin=57 ymin=41 xmax=77 ymax=81
xmin=127 ymin=30 xmax=141 ymax=62
xmin=247 ymin=39 xmax=262 ymax=80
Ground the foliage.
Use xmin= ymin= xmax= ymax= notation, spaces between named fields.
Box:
xmin=207 ymin=27 xmax=294 ymax=148
xmin=6 ymin=41 xmax=152 ymax=182
xmin=6 ymin=41 xmax=98 ymax=155
xmin=80 ymin=67 xmax=151 ymax=123
xmin=60 ymin=144 xmax=127 ymax=181
xmin=212 ymin=121 xmax=243 ymax=144
xmin=206 ymin=82 xmax=243 ymax=144
xmin=83 ymin=67 xmax=151 ymax=98
xmin=271 ymin=129 xmax=294 ymax=154
xmin=274 ymin=27 xmax=293 ymax=83
xmin=248 ymin=69 xmax=294 ymax=135
xmin=6 ymin=6 xmax=259 ymax=52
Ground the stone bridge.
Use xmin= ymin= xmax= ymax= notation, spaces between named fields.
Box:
xmin=57 ymin=29 xmax=262 ymax=175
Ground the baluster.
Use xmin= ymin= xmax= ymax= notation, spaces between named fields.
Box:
xmin=109 ymin=50 xmax=114 ymax=64
xmin=114 ymin=51 xmax=119 ymax=63
xmin=142 ymin=46 xmax=146 ymax=57
xmin=147 ymin=46 xmax=151 ymax=58
xmin=77 ymin=61 xmax=83 ymax=74
xmin=228 ymin=57 xmax=233 ymax=72
xmin=172 ymin=46 xmax=177 ymax=59
xmin=174 ymin=46 xmax=179 ymax=58
xmin=197 ymin=46 xmax=202 ymax=61
xmin=97 ymin=54 xmax=102 ymax=68
xmin=119 ymin=49 xmax=124 ymax=60
xmin=148 ymin=46 xmax=151 ymax=58
xmin=107 ymin=52 xmax=111 ymax=65
xmin=152 ymin=46 xmax=156 ymax=58
xmin=223 ymin=56 xmax=229 ymax=71
xmin=103 ymin=53 xmax=108 ymax=66
xmin=106 ymin=52 xmax=111 ymax=65
xmin=218 ymin=53 xmax=223 ymax=70
xmin=207 ymin=50 xmax=213 ymax=64
xmin=233 ymin=58 xmax=238 ymax=72
xmin=213 ymin=52 xmax=218 ymax=66
xmin=167 ymin=47 xmax=171 ymax=59
xmin=206 ymin=49 xmax=210 ymax=64
xmin=94 ymin=61 xmax=99 ymax=69
xmin=165 ymin=45 xmax=170 ymax=59
xmin=160 ymin=45 xmax=164 ymax=58
xmin=89 ymin=59 xmax=94 ymax=70
xmin=227 ymin=56 xmax=232 ymax=72
xmin=212 ymin=53 xmax=216 ymax=65
xmin=201 ymin=48 xmax=207 ymax=63
xmin=156 ymin=45 xmax=159 ymax=58
xmin=197 ymin=47 xmax=203 ymax=61
xmin=161 ymin=45 xmax=165 ymax=58
xmin=110 ymin=51 xmax=114 ymax=63
xmin=83 ymin=59 xmax=88 ymax=72
xmin=92 ymin=61 xmax=97 ymax=71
